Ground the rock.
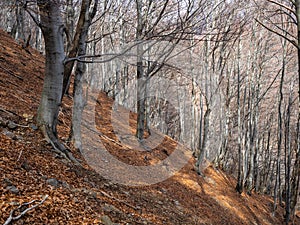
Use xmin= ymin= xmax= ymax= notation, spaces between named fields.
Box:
xmin=46 ymin=178 xmax=59 ymax=188
xmin=102 ymin=204 xmax=122 ymax=214
xmin=2 ymin=178 xmax=13 ymax=186
xmin=61 ymin=181 xmax=70 ymax=189
xmin=2 ymin=129 xmax=15 ymax=139
xmin=7 ymin=121 xmax=17 ymax=130
xmin=0 ymin=117 xmax=8 ymax=127
xmin=6 ymin=185 xmax=19 ymax=194
xmin=21 ymin=161 xmax=31 ymax=171
xmin=40 ymin=175 xmax=47 ymax=180
xmin=174 ymin=200 xmax=180 ymax=206
xmin=30 ymin=124 xmax=38 ymax=130
xmin=160 ymin=188 xmax=167 ymax=193
xmin=100 ymin=215 xmax=114 ymax=225
xmin=73 ymin=197 xmax=79 ymax=203
xmin=13 ymin=134 xmax=23 ymax=141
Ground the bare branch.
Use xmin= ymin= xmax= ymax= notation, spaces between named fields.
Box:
xmin=267 ymin=0 xmax=296 ymax=16
xmin=255 ymin=19 xmax=298 ymax=48
xmin=3 ymin=195 xmax=48 ymax=225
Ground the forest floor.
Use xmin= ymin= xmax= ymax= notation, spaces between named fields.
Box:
xmin=0 ymin=29 xmax=298 ymax=225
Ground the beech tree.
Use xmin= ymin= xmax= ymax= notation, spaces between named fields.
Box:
xmin=36 ymin=0 xmax=65 ymax=141
xmin=256 ymin=0 xmax=300 ymax=221
xmin=1 ymin=1 xmax=300 ymax=220
xmin=15 ymin=0 xmax=101 ymax=161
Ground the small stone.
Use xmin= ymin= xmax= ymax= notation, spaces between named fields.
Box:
xmin=21 ymin=162 xmax=31 ymax=171
xmin=61 ymin=181 xmax=70 ymax=189
xmin=46 ymin=178 xmax=59 ymax=188
xmin=174 ymin=200 xmax=180 ymax=206
xmin=0 ymin=117 xmax=8 ymax=127
xmin=100 ymin=215 xmax=114 ymax=225
xmin=40 ymin=175 xmax=47 ymax=180
xmin=13 ymin=135 xmax=23 ymax=141
xmin=30 ymin=124 xmax=38 ymax=130
xmin=2 ymin=129 xmax=15 ymax=139
xmin=7 ymin=121 xmax=17 ymax=130
xmin=102 ymin=204 xmax=122 ymax=213
xmin=6 ymin=185 xmax=19 ymax=194
xmin=73 ymin=197 xmax=79 ymax=203
xmin=160 ymin=188 xmax=167 ymax=193
xmin=2 ymin=178 xmax=13 ymax=186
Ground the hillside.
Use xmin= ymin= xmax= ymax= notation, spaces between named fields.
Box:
xmin=0 ymin=29 xmax=295 ymax=224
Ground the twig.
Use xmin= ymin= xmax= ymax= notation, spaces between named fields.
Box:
xmin=0 ymin=107 xmax=20 ymax=118
xmin=3 ymin=195 xmax=48 ymax=225
xmin=99 ymin=190 xmax=137 ymax=210
xmin=14 ymin=123 xmax=29 ymax=128
xmin=82 ymin=123 xmax=124 ymax=147
xmin=0 ymin=64 xmax=24 ymax=81
xmin=17 ymin=150 xmax=23 ymax=162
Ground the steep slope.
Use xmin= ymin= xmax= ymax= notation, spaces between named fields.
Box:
xmin=0 ymin=29 xmax=295 ymax=224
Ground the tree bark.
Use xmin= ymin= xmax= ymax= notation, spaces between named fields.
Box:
xmin=135 ymin=0 xmax=146 ymax=140
xmin=71 ymin=0 xmax=98 ymax=151
xmin=36 ymin=0 xmax=79 ymax=165
xmin=37 ymin=0 xmax=65 ymax=138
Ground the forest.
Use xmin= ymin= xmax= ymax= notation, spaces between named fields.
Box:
xmin=0 ymin=0 xmax=300 ymax=224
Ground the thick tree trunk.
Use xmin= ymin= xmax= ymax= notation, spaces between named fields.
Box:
xmin=37 ymin=0 xmax=65 ymax=137
xmin=36 ymin=0 xmax=79 ymax=165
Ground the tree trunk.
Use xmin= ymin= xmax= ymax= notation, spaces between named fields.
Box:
xmin=36 ymin=0 xmax=79 ymax=165
xmin=62 ymin=0 xmax=91 ymax=98
xmin=236 ymin=38 xmax=243 ymax=193
xmin=135 ymin=0 xmax=146 ymax=140
xmin=196 ymin=104 xmax=210 ymax=175
xmin=37 ymin=0 xmax=65 ymax=138
xmin=284 ymin=82 xmax=293 ymax=223
xmin=273 ymin=47 xmax=285 ymax=216
xmin=71 ymin=0 xmax=98 ymax=151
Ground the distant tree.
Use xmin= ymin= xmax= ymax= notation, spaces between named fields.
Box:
xmin=252 ymin=0 xmax=300 ymax=222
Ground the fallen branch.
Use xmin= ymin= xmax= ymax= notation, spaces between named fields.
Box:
xmin=0 ymin=106 xmax=20 ymax=118
xmin=0 ymin=64 xmax=24 ymax=81
xmin=3 ymin=195 xmax=48 ymax=225
xmin=99 ymin=190 xmax=137 ymax=210
xmin=82 ymin=123 xmax=124 ymax=148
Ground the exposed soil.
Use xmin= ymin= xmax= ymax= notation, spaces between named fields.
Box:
xmin=0 ymin=29 xmax=297 ymax=224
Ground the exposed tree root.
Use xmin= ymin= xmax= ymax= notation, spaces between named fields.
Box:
xmin=41 ymin=125 xmax=81 ymax=166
